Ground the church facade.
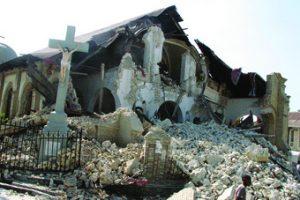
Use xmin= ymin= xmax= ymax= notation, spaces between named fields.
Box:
xmin=0 ymin=6 xmax=290 ymax=150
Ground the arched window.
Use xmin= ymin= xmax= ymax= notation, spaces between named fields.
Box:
xmin=4 ymin=88 xmax=13 ymax=118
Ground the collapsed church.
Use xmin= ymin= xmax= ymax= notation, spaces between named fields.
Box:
xmin=0 ymin=5 xmax=289 ymax=150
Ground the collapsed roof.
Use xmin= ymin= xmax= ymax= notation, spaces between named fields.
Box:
xmin=0 ymin=5 xmax=266 ymax=99
xmin=195 ymin=40 xmax=266 ymax=98
xmin=0 ymin=5 xmax=188 ymax=70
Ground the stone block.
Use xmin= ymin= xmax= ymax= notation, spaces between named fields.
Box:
xmin=217 ymin=186 xmax=234 ymax=200
xmin=191 ymin=168 xmax=207 ymax=185
xmin=206 ymin=154 xmax=224 ymax=166
xmin=167 ymin=187 xmax=195 ymax=200
xmin=118 ymin=110 xmax=144 ymax=146
xmin=246 ymin=144 xmax=269 ymax=162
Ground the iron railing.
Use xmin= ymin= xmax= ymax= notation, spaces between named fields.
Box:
xmin=0 ymin=119 xmax=82 ymax=172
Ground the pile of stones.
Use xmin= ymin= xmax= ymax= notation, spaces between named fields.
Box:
xmin=157 ymin=120 xmax=300 ymax=199
xmin=79 ymin=139 xmax=143 ymax=189
xmin=3 ymin=109 xmax=300 ymax=199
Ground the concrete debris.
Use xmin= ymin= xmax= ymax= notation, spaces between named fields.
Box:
xmin=80 ymin=140 xmax=143 ymax=188
xmin=124 ymin=158 xmax=142 ymax=176
xmin=216 ymin=185 xmax=234 ymax=200
xmin=167 ymin=187 xmax=195 ymax=200
xmin=1 ymin=109 xmax=300 ymax=199
xmin=246 ymin=143 xmax=269 ymax=162
xmin=156 ymin=120 xmax=300 ymax=199
xmin=70 ymin=108 xmax=144 ymax=146
xmin=13 ymin=105 xmax=54 ymax=126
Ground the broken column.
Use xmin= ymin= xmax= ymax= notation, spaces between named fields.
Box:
xmin=116 ymin=53 xmax=137 ymax=105
xmin=181 ymin=52 xmax=196 ymax=95
xmin=142 ymin=26 xmax=165 ymax=83
xmin=143 ymin=127 xmax=171 ymax=181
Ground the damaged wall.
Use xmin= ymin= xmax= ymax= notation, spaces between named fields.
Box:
xmin=261 ymin=73 xmax=289 ymax=150
xmin=0 ymin=5 xmax=290 ymax=151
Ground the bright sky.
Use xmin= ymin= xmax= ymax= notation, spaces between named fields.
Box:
xmin=1 ymin=0 xmax=299 ymax=111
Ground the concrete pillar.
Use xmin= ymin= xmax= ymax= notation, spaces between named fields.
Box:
xmin=116 ymin=53 xmax=136 ymax=106
xmin=142 ymin=26 xmax=165 ymax=83
xmin=181 ymin=52 xmax=196 ymax=94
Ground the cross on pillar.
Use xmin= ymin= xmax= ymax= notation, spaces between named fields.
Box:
xmin=45 ymin=25 xmax=89 ymax=133
xmin=39 ymin=26 xmax=89 ymax=162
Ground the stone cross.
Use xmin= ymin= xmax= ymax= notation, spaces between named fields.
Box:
xmin=40 ymin=26 xmax=89 ymax=162
xmin=44 ymin=25 xmax=89 ymax=133
xmin=49 ymin=26 xmax=89 ymax=53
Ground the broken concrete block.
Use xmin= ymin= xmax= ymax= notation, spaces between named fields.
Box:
xmin=64 ymin=176 xmax=77 ymax=187
xmin=220 ymin=174 xmax=232 ymax=186
xmin=206 ymin=154 xmax=224 ymax=166
xmin=89 ymin=172 xmax=99 ymax=183
xmin=269 ymin=190 xmax=280 ymax=200
xmin=124 ymin=158 xmax=141 ymax=176
xmin=118 ymin=109 xmax=144 ymax=146
xmin=99 ymin=169 xmax=114 ymax=185
xmin=187 ymin=159 xmax=200 ymax=170
xmin=217 ymin=186 xmax=234 ymax=200
xmin=102 ymin=140 xmax=112 ymax=149
xmin=110 ymin=158 xmax=121 ymax=170
xmin=246 ymin=143 xmax=269 ymax=162
xmin=202 ymin=178 xmax=211 ymax=186
xmin=191 ymin=168 xmax=207 ymax=185
xmin=273 ymin=167 xmax=284 ymax=178
xmin=158 ymin=119 xmax=172 ymax=129
xmin=167 ymin=187 xmax=195 ymax=200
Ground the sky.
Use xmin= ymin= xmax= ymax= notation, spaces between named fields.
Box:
xmin=1 ymin=0 xmax=299 ymax=111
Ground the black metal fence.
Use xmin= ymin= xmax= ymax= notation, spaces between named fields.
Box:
xmin=0 ymin=119 xmax=82 ymax=172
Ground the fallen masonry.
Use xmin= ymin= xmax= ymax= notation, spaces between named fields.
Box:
xmin=0 ymin=109 xmax=299 ymax=199
xmin=157 ymin=120 xmax=300 ymax=199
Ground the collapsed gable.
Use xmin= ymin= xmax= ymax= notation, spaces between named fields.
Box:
xmin=195 ymin=40 xmax=266 ymax=98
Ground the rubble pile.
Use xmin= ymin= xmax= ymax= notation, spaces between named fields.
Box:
xmin=38 ymin=142 xmax=80 ymax=170
xmin=2 ymin=109 xmax=300 ymax=199
xmin=80 ymin=140 xmax=143 ymax=189
xmin=157 ymin=120 xmax=300 ymax=199
xmin=69 ymin=111 xmax=120 ymax=135
xmin=12 ymin=106 xmax=54 ymax=126
xmin=69 ymin=108 xmax=144 ymax=146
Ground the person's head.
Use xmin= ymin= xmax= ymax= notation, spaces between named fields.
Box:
xmin=242 ymin=174 xmax=252 ymax=187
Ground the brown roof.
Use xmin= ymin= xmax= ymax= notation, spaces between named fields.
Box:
xmin=288 ymin=112 xmax=300 ymax=128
